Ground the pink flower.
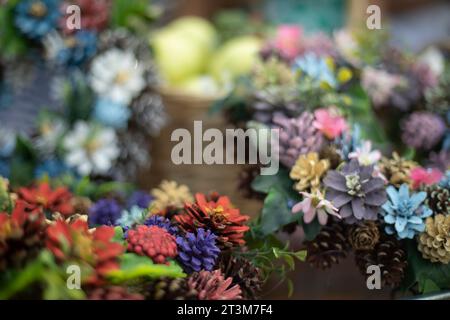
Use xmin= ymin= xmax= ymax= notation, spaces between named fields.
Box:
xmin=273 ymin=25 xmax=302 ymax=60
xmin=292 ymin=190 xmax=341 ymax=225
xmin=410 ymin=167 xmax=443 ymax=189
xmin=313 ymin=107 xmax=348 ymax=139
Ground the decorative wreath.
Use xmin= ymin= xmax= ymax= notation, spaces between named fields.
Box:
xmin=0 ymin=0 xmax=167 ymax=185
xmin=215 ymin=25 xmax=450 ymax=296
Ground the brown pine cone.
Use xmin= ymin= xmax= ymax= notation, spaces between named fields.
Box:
xmin=319 ymin=145 xmax=342 ymax=170
xmin=424 ymin=185 xmax=450 ymax=216
xmin=347 ymin=221 xmax=380 ymax=251
xmin=379 ymin=152 xmax=418 ymax=187
xmin=237 ymin=165 xmax=265 ymax=200
xmin=304 ymin=222 xmax=349 ymax=269
xmin=217 ymin=253 xmax=264 ymax=300
xmin=88 ymin=286 xmax=144 ymax=300
xmin=146 ymin=277 xmax=198 ymax=300
xmin=354 ymin=233 xmax=407 ymax=288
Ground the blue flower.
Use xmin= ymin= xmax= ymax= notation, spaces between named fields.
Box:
xmin=144 ymin=215 xmax=178 ymax=235
xmin=293 ymin=53 xmax=336 ymax=87
xmin=93 ymin=98 xmax=131 ymax=129
xmin=88 ymin=199 xmax=122 ymax=227
xmin=34 ymin=158 xmax=71 ymax=179
xmin=115 ymin=205 xmax=148 ymax=228
xmin=176 ymin=228 xmax=220 ymax=273
xmin=381 ymin=184 xmax=432 ymax=239
xmin=0 ymin=129 xmax=16 ymax=158
xmin=57 ymin=31 xmax=97 ymax=67
xmin=15 ymin=0 xmax=60 ymax=39
xmin=127 ymin=190 xmax=153 ymax=209
xmin=335 ymin=124 xmax=362 ymax=160
xmin=0 ymin=160 xmax=10 ymax=178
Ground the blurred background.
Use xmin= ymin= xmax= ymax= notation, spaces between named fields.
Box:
xmin=138 ymin=0 xmax=450 ymax=299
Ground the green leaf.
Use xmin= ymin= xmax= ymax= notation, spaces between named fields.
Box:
xmin=303 ymin=219 xmax=322 ymax=241
xmin=251 ymin=168 xmax=293 ymax=195
xmin=112 ymin=226 xmax=125 ymax=245
xmin=107 ymin=253 xmax=186 ymax=283
xmin=404 ymin=240 xmax=450 ymax=293
xmin=294 ymin=250 xmax=307 ymax=262
xmin=287 ymin=279 xmax=294 ymax=298
xmin=9 ymin=136 xmax=37 ymax=187
xmin=0 ymin=1 xmax=28 ymax=59
xmin=283 ymin=254 xmax=295 ymax=270
xmin=421 ymin=279 xmax=440 ymax=294
xmin=258 ymin=186 xmax=296 ymax=236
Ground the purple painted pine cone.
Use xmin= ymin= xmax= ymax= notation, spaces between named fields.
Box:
xmin=401 ymin=112 xmax=446 ymax=150
xmin=323 ymin=159 xmax=387 ymax=223
xmin=272 ymin=112 xmax=324 ymax=168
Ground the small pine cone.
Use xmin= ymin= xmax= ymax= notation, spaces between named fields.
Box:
xmin=401 ymin=112 xmax=446 ymax=150
xmin=217 ymin=253 xmax=264 ymax=300
xmin=347 ymin=221 xmax=380 ymax=251
xmin=319 ymin=145 xmax=342 ymax=170
xmin=304 ymin=222 xmax=349 ymax=269
xmin=127 ymin=225 xmax=178 ymax=264
xmin=290 ymin=152 xmax=329 ymax=192
xmin=88 ymin=286 xmax=144 ymax=300
xmin=71 ymin=196 xmax=92 ymax=216
xmin=424 ymin=185 xmax=450 ymax=216
xmin=237 ymin=165 xmax=265 ymax=200
xmin=418 ymin=214 xmax=450 ymax=264
xmin=379 ymin=152 xmax=418 ymax=187
xmin=146 ymin=277 xmax=198 ymax=300
xmin=355 ymin=234 xmax=407 ymax=288
xmin=151 ymin=180 xmax=194 ymax=214
xmin=188 ymin=270 xmax=242 ymax=300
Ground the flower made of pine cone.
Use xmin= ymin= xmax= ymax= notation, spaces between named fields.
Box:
xmin=217 ymin=253 xmax=264 ymax=300
xmin=151 ymin=180 xmax=194 ymax=214
xmin=126 ymin=225 xmax=177 ymax=264
xmin=379 ymin=152 xmax=418 ymax=187
xmin=304 ymin=221 xmax=349 ymax=269
xmin=323 ymin=159 xmax=387 ymax=223
xmin=290 ymin=152 xmax=330 ymax=192
xmin=418 ymin=214 xmax=450 ymax=264
xmin=424 ymin=184 xmax=450 ymax=216
xmin=0 ymin=201 xmax=46 ymax=271
xmin=354 ymin=233 xmax=407 ymax=288
xmin=401 ymin=111 xmax=446 ymax=150
xmin=272 ymin=112 xmax=325 ymax=168
xmin=130 ymin=90 xmax=167 ymax=137
xmin=146 ymin=277 xmax=198 ymax=300
xmin=175 ymin=193 xmax=250 ymax=249
xmin=176 ymin=228 xmax=220 ymax=273
xmin=347 ymin=221 xmax=380 ymax=251
xmin=88 ymin=286 xmax=144 ymax=300
xmin=187 ymin=269 xmax=242 ymax=300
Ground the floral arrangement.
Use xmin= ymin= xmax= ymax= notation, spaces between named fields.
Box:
xmin=215 ymin=25 xmax=450 ymax=296
xmin=0 ymin=176 xmax=305 ymax=299
xmin=0 ymin=0 xmax=167 ymax=185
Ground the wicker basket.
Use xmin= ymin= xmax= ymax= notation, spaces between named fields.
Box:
xmin=139 ymin=87 xmax=262 ymax=217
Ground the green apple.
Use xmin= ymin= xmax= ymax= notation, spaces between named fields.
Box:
xmin=209 ymin=36 xmax=262 ymax=84
xmin=152 ymin=29 xmax=207 ymax=84
xmin=169 ymin=16 xmax=217 ymax=54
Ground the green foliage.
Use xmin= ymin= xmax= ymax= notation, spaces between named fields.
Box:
xmin=0 ymin=250 xmax=86 ymax=299
xmin=0 ymin=0 xmax=28 ymax=60
xmin=344 ymin=83 xmax=387 ymax=145
xmin=107 ymin=253 xmax=185 ymax=284
xmin=237 ymin=233 xmax=306 ymax=297
xmin=60 ymin=72 xmax=94 ymax=125
xmin=402 ymin=240 xmax=450 ymax=294
xmin=9 ymin=136 xmax=37 ymax=187
xmin=110 ymin=0 xmax=160 ymax=34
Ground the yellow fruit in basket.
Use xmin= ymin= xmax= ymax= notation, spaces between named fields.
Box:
xmin=152 ymin=29 xmax=206 ymax=84
xmin=169 ymin=16 xmax=217 ymax=54
xmin=209 ymin=36 xmax=262 ymax=84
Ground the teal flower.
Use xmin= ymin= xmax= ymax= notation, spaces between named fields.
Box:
xmin=115 ymin=205 xmax=148 ymax=228
xmin=293 ymin=53 xmax=336 ymax=87
xmin=15 ymin=0 xmax=60 ymax=39
xmin=381 ymin=184 xmax=432 ymax=239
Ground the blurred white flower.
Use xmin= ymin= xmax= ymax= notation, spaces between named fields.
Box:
xmin=63 ymin=121 xmax=119 ymax=176
xmin=34 ymin=118 xmax=67 ymax=157
xmin=348 ymin=140 xmax=382 ymax=166
xmin=89 ymin=48 xmax=145 ymax=105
